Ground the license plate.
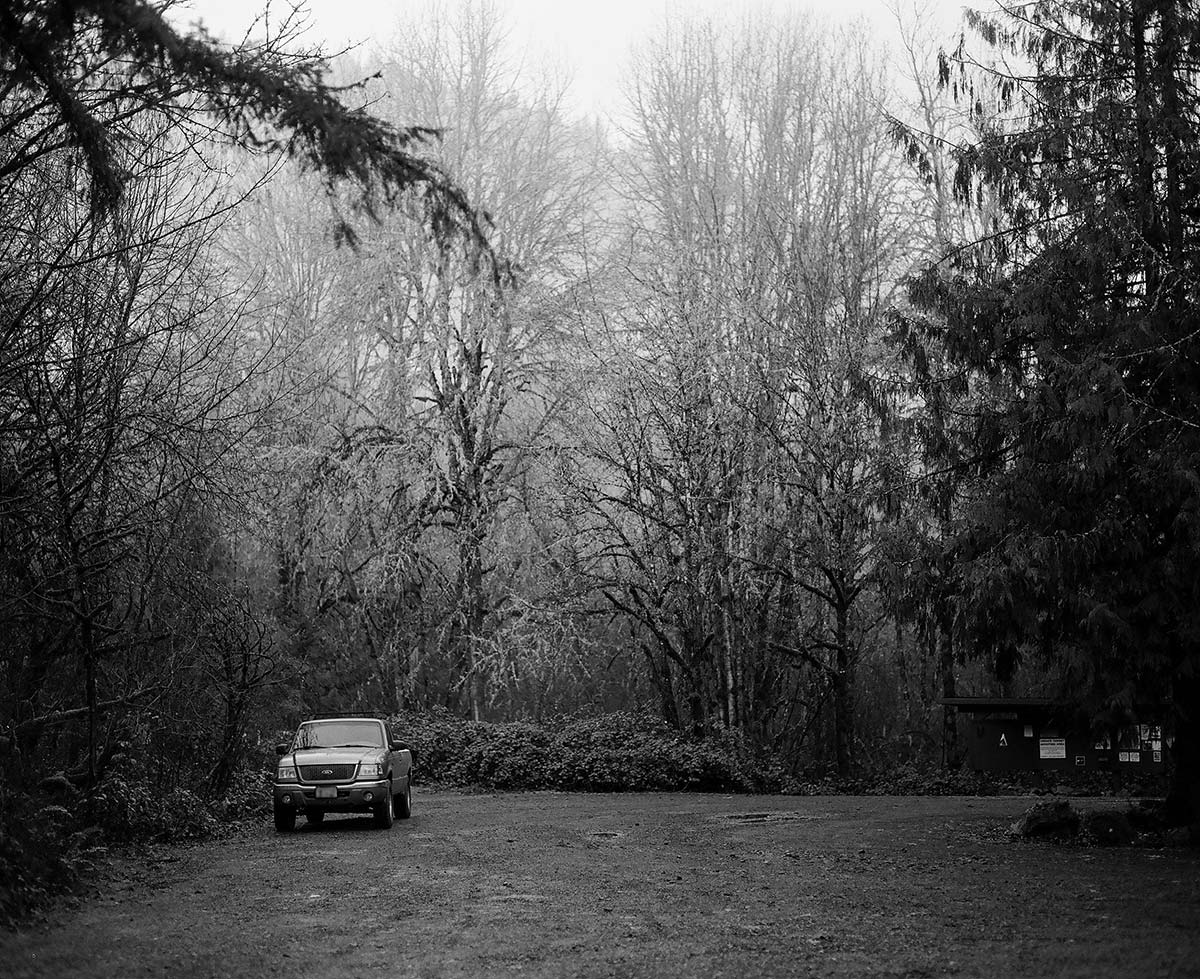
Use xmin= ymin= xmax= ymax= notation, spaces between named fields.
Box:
xmin=315 ymin=786 xmax=337 ymax=799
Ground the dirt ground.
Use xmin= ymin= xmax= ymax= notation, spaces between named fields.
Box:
xmin=3 ymin=792 xmax=1199 ymax=979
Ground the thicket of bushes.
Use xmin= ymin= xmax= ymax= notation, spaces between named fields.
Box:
xmin=0 ymin=765 xmax=271 ymax=926
xmin=392 ymin=711 xmax=1170 ymax=799
xmin=0 ymin=785 xmax=96 ymax=927
xmin=392 ymin=710 xmax=788 ymax=793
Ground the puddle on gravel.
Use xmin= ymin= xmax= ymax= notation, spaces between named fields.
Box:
xmin=717 ymin=812 xmax=832 ymax=824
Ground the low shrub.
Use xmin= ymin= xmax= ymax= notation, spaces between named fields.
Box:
xmin=89 ymin=764 xmax=219 ymax=843
xmin=0 ymin=780 xmax=102 ymax=927
xmin=1 ymin=762 xmax=269 ymax=925
xmin=209 ymin=768 xmax=272 ymax=823
xmin=390 ymin=710 xmax=789 ymax=793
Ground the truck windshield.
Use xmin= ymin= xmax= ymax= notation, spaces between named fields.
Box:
xmin=293 ymin=720 xmax=384 ymax=749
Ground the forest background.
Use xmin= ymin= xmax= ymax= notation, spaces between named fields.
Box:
xmin=4 ymin=0 xmax=1200 ymax=918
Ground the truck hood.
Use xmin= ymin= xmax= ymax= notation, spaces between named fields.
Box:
xmin=283 ymin=747 xmax=385 ymax=767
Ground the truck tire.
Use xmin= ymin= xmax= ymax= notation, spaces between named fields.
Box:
xmin=274 ymin=803 xmax=296 ymax=832
xmin=305 ymin=811 xmax=325 ymax=825
xmin=395 ymin=780 xmax=412 ymax=820
xmin=373 ymin=790 xmax=394 ymax=829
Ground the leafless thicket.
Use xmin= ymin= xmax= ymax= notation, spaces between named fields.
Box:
xmin=1 ymin=0 xmax=988 ymax=788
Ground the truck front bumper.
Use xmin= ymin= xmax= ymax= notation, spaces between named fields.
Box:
xmin=273 ymin=779 xmax=390 ymax=812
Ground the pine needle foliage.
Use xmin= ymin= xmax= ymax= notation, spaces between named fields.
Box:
xmin=895 ymin=0 xmax=1200 ymax=826
xmin=0 ymin=0 xmax=491 ymax=250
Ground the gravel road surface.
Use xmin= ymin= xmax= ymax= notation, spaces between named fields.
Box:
xmin=4 ymin=792 xmax=1198 ymax=978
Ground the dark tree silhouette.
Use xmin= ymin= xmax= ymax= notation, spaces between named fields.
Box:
xmin=0 ymin=0 xmax=489 ymax=247
xmin=897 ymin=0 xmax=1200 ymax=830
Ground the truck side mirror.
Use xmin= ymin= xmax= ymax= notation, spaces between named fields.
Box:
xmin=275 ymin=742 xmax=289 ymax=756
xmin=390 ymin=740 xmax=408 ymax=752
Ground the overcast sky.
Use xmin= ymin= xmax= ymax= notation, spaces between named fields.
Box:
xmin=177 ymin=0 xmax=975 ymax=119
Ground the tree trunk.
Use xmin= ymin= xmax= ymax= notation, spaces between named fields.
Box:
xmin=459 ymin=528 xmax=487 ymax=722
xmin=642 ymin=642 xmax=681 ymax=730
xmin=895 ymin=617 xmax=910 ymax=736
xmin=689 ymin=689 xmax=706 ymax=739
xmin=209 ymin=698 xmax=244 ymax=798
xmin=833 ymin=602 xmax=854 ymax=776
xmin=81 ymin=610 xmax=99 ymax=792
xmin=1130 ymin=3 xmax=1162 ymax=297
xmin=1164 ymin=668 xmax=1200 ymax=838
xmin=940 ymin=628 xmax=959 ymax=769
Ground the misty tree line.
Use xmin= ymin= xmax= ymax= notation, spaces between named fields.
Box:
xmin=227 ymin=5 xmax=969 ymax=778
xmin=5 ymin=0 xmax=1198 ymax=813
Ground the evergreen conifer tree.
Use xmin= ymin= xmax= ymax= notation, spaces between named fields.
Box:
xmin=898 ymin=0 xmax=1200 ymax=829
xmin=0 ymin=0 xmax=488 ymax=246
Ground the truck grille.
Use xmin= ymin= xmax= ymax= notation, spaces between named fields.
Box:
xmin=299 ymin=764 xmax=357 ymax=782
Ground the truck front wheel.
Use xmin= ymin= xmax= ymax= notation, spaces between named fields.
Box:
xmin=274 ymin=803 xmax=296 ymax=832
xmin=395 ymin=780 xmax=412 ymax=820
xmin=373 ymin=791 xmax=394 ymax=829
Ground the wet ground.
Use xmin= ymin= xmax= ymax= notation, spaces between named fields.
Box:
xmin=4 ymin=792 xmax=1199 ymax=978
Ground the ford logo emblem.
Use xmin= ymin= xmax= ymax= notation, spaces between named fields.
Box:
xmin=322 ymin=769 xmax=333 ymax=775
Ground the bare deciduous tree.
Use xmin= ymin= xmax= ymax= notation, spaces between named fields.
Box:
xmin=573 ymin=10 xmax=910 ymax=771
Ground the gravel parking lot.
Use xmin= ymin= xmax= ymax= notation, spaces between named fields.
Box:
xmin=4 ymin=792 xmax=1199 ymax=978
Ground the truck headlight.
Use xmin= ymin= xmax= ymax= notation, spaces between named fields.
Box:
xmin=358 ymin=761 xmax=383 ymax=778
xmin=276 ymin=765 xmax=297 ymax=782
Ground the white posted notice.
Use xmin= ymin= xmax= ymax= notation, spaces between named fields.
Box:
xmin=1038 ymin=738 xmax=1067 ymax=759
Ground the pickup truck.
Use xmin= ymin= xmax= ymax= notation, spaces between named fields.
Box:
xmin=272 ymin=717 xmax=413 ymax=831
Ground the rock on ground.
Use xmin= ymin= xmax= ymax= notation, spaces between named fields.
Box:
xmin=1012 ymin=799 xmax=1080 ymax=838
